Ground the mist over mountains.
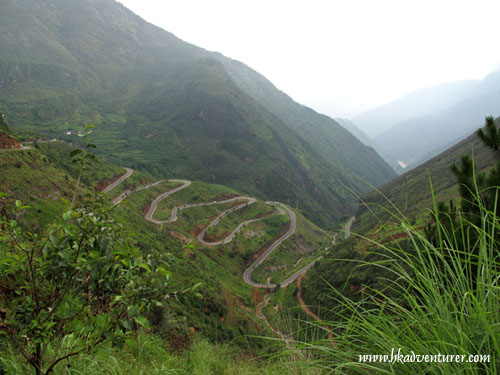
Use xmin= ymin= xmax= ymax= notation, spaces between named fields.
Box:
xmin=351 ymin=72 xmax=500 ymax=170
xmin=0 ymin=0 xmax=396 ymax=227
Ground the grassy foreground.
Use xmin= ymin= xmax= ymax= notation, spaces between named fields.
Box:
xmin=293 ymin=194 xmax=500 ymax=374
xmin=0 ymin=332 xmax=304 ymax=375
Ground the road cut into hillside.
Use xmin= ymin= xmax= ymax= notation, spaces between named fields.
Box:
xmin=104 ymin=168 xmax=321 ymax=289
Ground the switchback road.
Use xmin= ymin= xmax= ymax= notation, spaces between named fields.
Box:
xmin=104 ymin=170 xmax=319 ymax=290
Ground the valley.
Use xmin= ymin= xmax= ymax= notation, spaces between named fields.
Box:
xmin=102 ymin=167 xmax=324 ymax=290
xmin=1 ymin=0 xmax=499 ymax=373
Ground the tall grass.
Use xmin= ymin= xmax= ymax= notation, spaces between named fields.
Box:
xmin=0 ymin=332 xmax=300 ymax=375
xmin=297 ymin=192 xmax=500 ymax=374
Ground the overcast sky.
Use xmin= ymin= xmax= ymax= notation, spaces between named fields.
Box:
xmin=118 ymin=0 xmax=500 ymax=118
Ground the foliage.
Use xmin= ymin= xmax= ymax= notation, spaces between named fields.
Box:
xmin=292 ymin=116 xmax=500 ymax=374
xmin=0 ymin=333 xmax=302 ymax=375
xmin=0 ymin=127 xmax=171 ymax=375
xmin=0 ymin=0 xmax=396 ymax=229
xmin=294 ymin=196 xmax=500 ymax=374
xmin=424 ymin=116 xmax=500 ymax=286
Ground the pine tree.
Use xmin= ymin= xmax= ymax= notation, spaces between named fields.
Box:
xmin=477 ymin=115 xmax=500 ymax=150
xmin=426 ymin=116 xmax=500 ymax=289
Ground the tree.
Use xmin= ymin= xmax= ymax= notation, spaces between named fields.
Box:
xmin=477 ymin=115 xmax=500 ymax=150
xmin=0 ymin=126 xmax=171 ymax=375
xmin=426 ymin=116 xmax=500 ymax=287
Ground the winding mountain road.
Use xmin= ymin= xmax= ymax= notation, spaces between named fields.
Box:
xmin=242 ymin=203 xmax=297 ymax=288
xmin=144 ymin=179 xmax=192 ymax=223
xmin=102 ymin=167 xmax=134 ymax=193
xmin=345 ymin=216 xmax=356 ymax=239
xmin=104 ymin=168 xmax=320 ymax=290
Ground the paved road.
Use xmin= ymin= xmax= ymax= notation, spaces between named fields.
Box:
xmin=103 ymin=172 xmax=320 ymax=291
xmin=102 ymin=168 xmax=134 ymax=193
xmin=345 ymin=216 xmax=356 ymax=239
xmin=242 ymin=203 xmax=300 ymax=288
xmin=112 ymin=180 xmax=166 ymax=205
xmin=144 ymin=180 xmax=192 ymax=223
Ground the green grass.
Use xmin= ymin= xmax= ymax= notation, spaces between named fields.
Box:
xmin=252 ymin=212 xmax=330 ymax=284
xmin=158 ymin=200 xmax=241 ymax=236
xmin=204 ymin=201 xmax=277 ymax=240
xmin=0 ymin=333 xmax=305 ymax=375
xmin=294 ymin=192 xmax=500 ymax=374
xmin=113 ymin=180 xmax=184 ymax=218
xmin=154 ymin=181 xmax=238 ymax=211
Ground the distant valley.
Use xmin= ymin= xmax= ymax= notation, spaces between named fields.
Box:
xmin=350 ymin=72 xmax=500 ymax=170
xmin=1 ymin=0 xmax=500 ymax=373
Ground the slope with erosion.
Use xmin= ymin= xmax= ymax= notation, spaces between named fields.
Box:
xmin=0 ymin=0 xmax=395 ymax=229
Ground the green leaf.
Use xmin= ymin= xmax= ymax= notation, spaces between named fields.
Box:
xmin=127 ymin=305 xmax=139 ymax=318
xmin=134 ymin=316 xmax=150 ymax=328
xmin=191 ymin=282 xmax=203 ymax=291
xmin=121 ymin=319 xmax=133 ymax=330
xmin=85 ymin=124 xmax=96 ymax=130
xmin=120 ymin=258 xmax=130 ymax=267
xmin=62 ymin=211 xmax=73 ymax=221
xmin=138 ymin=263 xmax=151 ymax=272
xmin=69 ymin=149 xmax=82 ymax=158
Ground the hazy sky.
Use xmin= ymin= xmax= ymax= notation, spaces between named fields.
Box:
xmin=118 ymin=0 xmax=500 ymax=118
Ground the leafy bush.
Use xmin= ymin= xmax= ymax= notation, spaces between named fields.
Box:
xmin=0 ymin=126 xmax=171 ymax=375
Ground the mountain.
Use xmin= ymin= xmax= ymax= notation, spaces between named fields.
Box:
xmin=0 ymin=0 xmax=396 ymax=228
xmin=333 ymin=118 xmax=376 ymax=149
xmin=298 ymin=117 xmax=499 ymax=319
xmin=334 ymin=117 xmax=404 ymax=173
xmin=352 ymin=80 xmax=480 ymax=137
xmin=374 ymin=71 xmax=500 ymax=168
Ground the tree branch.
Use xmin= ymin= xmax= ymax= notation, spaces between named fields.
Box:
xmin=44 ymin=337 xmax=105 ymax=375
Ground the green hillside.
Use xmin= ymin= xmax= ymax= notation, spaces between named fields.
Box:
xmin=297 ymin=119 xmax=499 ymax=319
xmin=0 ymin=0 xmax=396 ymax=228
xmin=0 ymin=140 xmax=332 ymax=354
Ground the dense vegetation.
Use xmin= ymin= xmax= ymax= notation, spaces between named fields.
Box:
xmin=294 ymin=117 xmax=500 ymax=373
xmin=0 ymin=129 xmax=332 ymax=372
xmin=0 ymin=0 xmax=396 ymax=228
xmin=301 ymin=119 xmax=498 ymax=313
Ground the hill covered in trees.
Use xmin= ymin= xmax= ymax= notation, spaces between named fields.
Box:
xmin=0 ymin=0 xmax=395 ymax=228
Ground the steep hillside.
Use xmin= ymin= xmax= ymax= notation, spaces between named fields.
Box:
xmin=334 ymin=117 xmax=403 ymax=173
xmin=215 ymin=58 xmax=396 ymax=188
xmin=0 ymin=113 xmax=8 ymax=132
xmin=373 ymin=72 xmax=500 ymax=168
xmin=297 ymin=119 xmax=499 ymax=318
xmin=0 ymin=0 xmax=395 ymax=228
xmin=1 ymin=139 xmax=335 ymax=351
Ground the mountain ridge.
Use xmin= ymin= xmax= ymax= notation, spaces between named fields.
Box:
xmin=0 ymin=0 xmax=396 ymax=227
